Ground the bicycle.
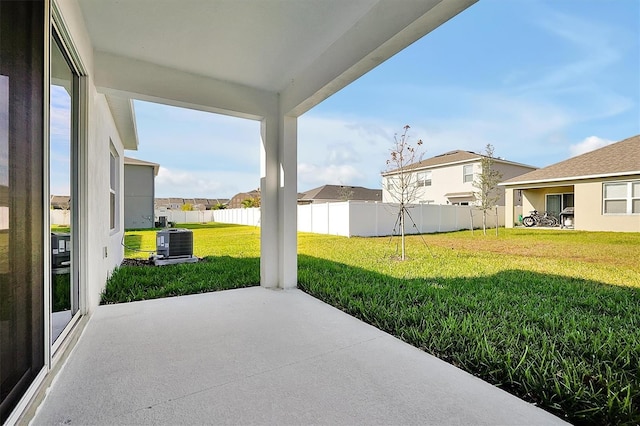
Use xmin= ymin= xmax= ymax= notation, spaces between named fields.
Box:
xmin=522 ymin=210 xmax=559 ymax=227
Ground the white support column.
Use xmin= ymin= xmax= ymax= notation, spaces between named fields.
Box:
xmin=505 ymin=188 xmax=514 ymax=228
xmin=260 ymin=114 xmax=279 ymax=288
xmin=260 ymin=111 xmax=298 ymax=289
xmin=279 ymin=116 xmax=298 ymax=289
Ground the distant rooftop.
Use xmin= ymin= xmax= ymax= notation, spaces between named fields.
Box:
xmin=299 ymin=184 xmax=382 ymax=202
xmin=383 ymin=149 xmax=536 ymax=175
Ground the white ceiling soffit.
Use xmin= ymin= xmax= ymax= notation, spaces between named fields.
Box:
xmin=105 ymin=95 xmax=138 ymax=150
xmin=81 ymin=0 xmax=476 ymax=117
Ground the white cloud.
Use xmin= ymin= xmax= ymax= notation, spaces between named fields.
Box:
xmin=298 ymin=115 xmax=403 ymax=191
xmin=569 ymin=136 xmax=614 ymax=157
xmin=297 ymin=163 xmax=364 ymax=190
xmin=50 ymin=86 xmax=71 ymax=138
xmin=155 ymin=167 xmax=258 ymax=198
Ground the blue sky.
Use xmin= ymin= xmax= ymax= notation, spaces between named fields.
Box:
xmin=70 ymin=0 xmax=640 ymax=199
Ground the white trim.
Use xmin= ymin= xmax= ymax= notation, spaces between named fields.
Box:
xmin=109 ymin=142 xmax=119 ymax=233
xmin=602 ymin=180 xmax=640 ymax=215
xmin=499 ymin=171 xmax=640 ymax=187
xmin=51 ymin=310 xmax=81 ymax=355
xmin=78 ymin=76 xmax=89 ymax=316
xmin=51 ymin=1 xmax=87 ymax=76
xmin=2 ymin=367 xmax=48 ymax=426
xmin=43 ymin=0 xmax=52 ymax=370
xmin=463 ymin=164 xmax=474 ymax=183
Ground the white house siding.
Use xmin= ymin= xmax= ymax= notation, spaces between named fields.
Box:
xmin=57 ymin=0 xmax=127 ymax=312
xmin=382 ymin=162 xmax=479 ymax=204
xmin=86 ymin=94 xmax=126 ymax=311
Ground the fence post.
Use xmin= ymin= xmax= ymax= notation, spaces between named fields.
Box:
xmin=375 ymin=202 xmax=379 ymax=237
xmin=470 ymin=208 xmax=474 ymax=235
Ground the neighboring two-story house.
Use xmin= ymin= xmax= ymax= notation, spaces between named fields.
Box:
xmin=382 ymin=150 xmax=537 ymax=206
xmin=123 ymin=157 xmax=159 ymax=229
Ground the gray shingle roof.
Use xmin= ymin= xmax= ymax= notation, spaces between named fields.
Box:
xmin=502 ymin=135 xmax=640 ymax=185
xmin=383 ymin=149 xmax=535 ymax=175
xmin=299 ymin=185 xmax=382 ymax=202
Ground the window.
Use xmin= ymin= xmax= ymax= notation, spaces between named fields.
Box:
xmin=109 ymin=144 xmax=118 ymax=229
xmin=463 ymin=164 xmax=474 ymax=183
xmin=603 ymin=181 xmax=640 ymax=214
xmin=416 ymin=171 xmax=432 ymax=187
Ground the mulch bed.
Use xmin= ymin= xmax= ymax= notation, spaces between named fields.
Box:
xmin=120 ymin=258 xmax=154 ymax=267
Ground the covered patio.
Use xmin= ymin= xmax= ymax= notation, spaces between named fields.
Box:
xmin=3 ymin=0 xmax=575 ymax=423
xmin=31 ymin=288 xmax=564 ymax=425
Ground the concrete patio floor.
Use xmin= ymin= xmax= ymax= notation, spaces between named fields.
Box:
xmin=32 ymin=287 xmax=565 ymax=425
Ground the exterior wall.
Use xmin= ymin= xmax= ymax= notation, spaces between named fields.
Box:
xmin=521 ymin=188 xmax=544 ymax=215
xmin=505 ymin=188 xmax=514 ymax=227
xmin=575 ymin=178 xmax=640 ymax=232
xmin=87 ymin=94 xmax=126 ymax=311
xmin=383 ymin=161 xmax=480 ymax=204
xmin=57 ymin=0 xmax=126 ymax=312
xmin=124 ymin=164 xmax=155 ymax=229
xmin=383 ymin=161 xmax=535 ymax=206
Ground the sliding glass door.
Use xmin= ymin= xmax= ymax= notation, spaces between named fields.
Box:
xmin=0 ymin=1 xmax=46 ymax=422
xmin=546 ymin=193 xmax=574 ymax=218
xmin=50 ymin=32 xmax=80 ymax=344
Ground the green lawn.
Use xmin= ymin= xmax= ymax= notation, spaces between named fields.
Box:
xmin=105 ymin=223 xmax=640 ymax=425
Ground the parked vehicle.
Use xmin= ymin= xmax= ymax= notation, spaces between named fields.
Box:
xmin=522 ymin=210 xmax=559 ymax=227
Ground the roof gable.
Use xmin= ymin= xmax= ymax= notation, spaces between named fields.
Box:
xmin=382 ymin=149 xmax=534 ymax=175
xmin=502 ymin=135 xmax=640 ymax=185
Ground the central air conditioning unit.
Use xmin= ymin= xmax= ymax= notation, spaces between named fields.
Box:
xmin=51 ymin=232 xmax=71 ymax=272
xmin=154 ymin=228 xmax=198 ymax=266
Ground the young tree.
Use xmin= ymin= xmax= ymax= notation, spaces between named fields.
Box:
xmin=473 ymin=144 xmax=503 ymax=235
xmin=181 ymin=203 xmax=193 ymax=211
xmin=384 ymin=125 xmax=424 ymax=260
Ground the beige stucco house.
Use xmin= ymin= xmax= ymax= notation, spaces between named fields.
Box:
xmin=501 ymin=135 xmax=640 ymax=232
xmin=382 ymin=150 xmax=537 ymax=206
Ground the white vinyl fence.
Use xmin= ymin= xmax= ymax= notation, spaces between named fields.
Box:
xmin=204 ymin=202 xmax=504 ymax=237
xmin=50 ymin=210 xmax=71 ymax=226
xmin=155 ymin=210 xmax=218 ymax=225
xmin=54 ymin=203 xmax=507 ymax=235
